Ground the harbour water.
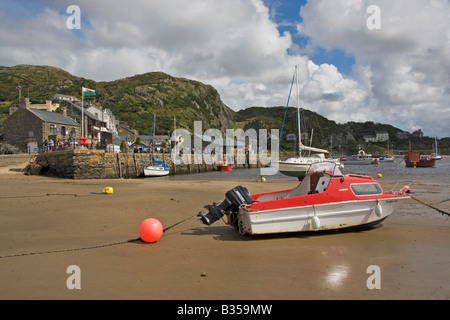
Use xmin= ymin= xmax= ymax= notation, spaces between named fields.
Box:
xmin=167 ymin=156 xmax=450 ymax=186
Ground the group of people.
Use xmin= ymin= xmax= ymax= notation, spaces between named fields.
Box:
xmin=43 ymin=139 xmax=64 ymax=152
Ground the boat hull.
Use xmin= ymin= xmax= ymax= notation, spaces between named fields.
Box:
xmin=236 ymin=198 xmax=404 ymax=235
xmin=405 ymin=160 xmax=435 ymax=168
xmin=278 ymin=154 xmax=335 ymax=179
xmin=144 ymin=166 xmax=170 ymax=177
xmin=404 ymin=151 xmax=435 ymax=168
xmin=278 ymin=161 xmax=310 ymax=178
xmin=199 ymin=162 xmax=410 ymax=237
xmin=341 ymin=159 xmax=374 ymax=165
xmin=217 ymin=165 xmax=233 ymax=171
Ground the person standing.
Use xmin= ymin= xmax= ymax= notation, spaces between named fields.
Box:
xmin=48 ymin=138 xmax=54 ymax=152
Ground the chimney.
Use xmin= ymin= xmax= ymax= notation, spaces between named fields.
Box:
xmin=62 ymin=106 xmax=67 ymax=116
xmin=20 ymin=97 xmax=30 ymax=109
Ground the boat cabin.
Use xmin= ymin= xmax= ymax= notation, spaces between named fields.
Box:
xmin=254 ymin=162 xmax=343 ymax=202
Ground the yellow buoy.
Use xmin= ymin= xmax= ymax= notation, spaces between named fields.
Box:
xmin=103 ymin=187 xmax=114 ymax=194
xmin=377 ymin=173 xmax=382 ymax=179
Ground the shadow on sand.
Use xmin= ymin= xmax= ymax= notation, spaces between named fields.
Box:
xmin=181 ymin=222 xmax=385 ymax=242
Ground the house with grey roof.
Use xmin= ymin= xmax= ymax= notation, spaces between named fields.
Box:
xmin=3 ymin=98 xmax=80 ymax=152
xmin=56 ymin=100 xmax=113 ymax=148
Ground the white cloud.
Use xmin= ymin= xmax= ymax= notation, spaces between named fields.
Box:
xmin=1 ymin=0 xmax=449 ymax=137
xmin=300 ymin=61 xmax=369 ymax=123
xmin=0 ymin=0 xmax=308 ymax=106
xmin=298 ymin=0 xmax=450 ymax=137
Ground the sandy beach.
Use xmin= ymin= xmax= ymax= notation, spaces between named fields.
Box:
xmin=0 ymin=154 xmax=449 ymax=300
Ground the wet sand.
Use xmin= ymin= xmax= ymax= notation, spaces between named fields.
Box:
xmin=0 ymin=155 xmax=449 ymax=300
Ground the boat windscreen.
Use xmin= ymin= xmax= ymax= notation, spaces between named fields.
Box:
xmin=308 ymin=161 xmax=343 ymax=176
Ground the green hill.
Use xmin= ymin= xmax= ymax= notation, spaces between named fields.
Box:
xmin=97 ymin=71 xmax=234 ymax=134
xmin=234 ymin=106 xmax=351 ymax=154
xmin=1 ymin=64 xmax=448 ymax=155
xmin=0 ymin=65 xmax=233 ymax=135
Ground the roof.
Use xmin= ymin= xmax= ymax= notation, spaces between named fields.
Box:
xmin=28 ymin=108 xmax=80 ymax=126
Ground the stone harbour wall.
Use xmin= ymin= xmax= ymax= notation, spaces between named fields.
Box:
xmin=25 ymin=149 xmax=263 ymax=179
xmin=27 ymin=150 xmax=157 ymax=179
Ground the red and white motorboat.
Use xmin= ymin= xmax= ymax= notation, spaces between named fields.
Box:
xmin=199 ymin=162 xmax=410 ymax=235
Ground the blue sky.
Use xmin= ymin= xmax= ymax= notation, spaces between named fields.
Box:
xmin=264 ymin=0 xmax=356 ymax=75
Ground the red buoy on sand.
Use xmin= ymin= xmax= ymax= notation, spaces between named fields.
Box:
xmin=139 ymin=218 xmax=163 ymax=243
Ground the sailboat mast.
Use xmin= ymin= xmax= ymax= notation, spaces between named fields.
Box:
xmin=152 ymin=114 xmax=156 ymax=154
xmin=295 ymin=65 xmax=302 ymax=156
xmin=435 ymin=137 xmax=439 ymax=154
xmin=309 ymin=129 xmax=314 ymax=157
xmin=173 ymin=116 xmax=177 ymax=148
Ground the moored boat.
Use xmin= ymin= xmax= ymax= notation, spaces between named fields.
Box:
xmin=341 ymin=149 xmax=376 ymax=165
xmin=432 ymin=137 xmax=442 ymax=160
xmin=217 ymin=161 xmax=233 ymax=171
xmin=379 ymin=155 xmax=395 ymax=162
xmin=144 ymin=115 xmax=170 ymax=177
xmin=144 ymin=157 xmax=170 ymax=177
xmin=277 ymin=65 xmax=340 ymax=180
xmin=278 ymin=152 xmax=337 ymax=179
xmin=404 ymin=151 xmax=435 ymax=168
xmin=198 ymin=162 xmax=410 ymax=235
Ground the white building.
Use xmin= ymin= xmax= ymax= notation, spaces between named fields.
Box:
xmin=375 ymin=131 xmax=389 ymax=142
xmin=85 ymin=104 xmax=119 ymax=137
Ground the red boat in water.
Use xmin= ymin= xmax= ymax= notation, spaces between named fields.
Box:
xmin=217 ymin=162 xmax=232 ymax=171
xmin=404 ymin=151 xmax=435 ymax=168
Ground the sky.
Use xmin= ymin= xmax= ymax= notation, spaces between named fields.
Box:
xmin=1 ymin=0 xmax=449 ymax=138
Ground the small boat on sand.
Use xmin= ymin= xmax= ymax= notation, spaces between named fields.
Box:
xmin=144 ymin=115 xmax=170 ymax=177
xmin=144 ymin=157 xmax=170 ymax=177
xmin=198 ymin=162 xmax=410 ymax=235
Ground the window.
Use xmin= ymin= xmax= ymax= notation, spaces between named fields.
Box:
xmin=61 ymin=126 xmax=66 ymax=136
xmin=350 ymin=183 xmax=383 ymax=196
xmin=50 ymin=125 xmax=55 ymax=135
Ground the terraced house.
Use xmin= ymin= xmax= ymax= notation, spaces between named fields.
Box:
xmin=3 ymin=98 xmax=80 ymax=153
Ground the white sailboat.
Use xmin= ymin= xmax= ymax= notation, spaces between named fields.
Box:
xmin=278 ymin=66 xmax=340 ymax=180
xmin=144 ymin=115 xmax=170 ymax=177
xmin=432 ymin=137 xmax=442 ymax=160
xmin=144 ymin=157 xmax=170 ymax=177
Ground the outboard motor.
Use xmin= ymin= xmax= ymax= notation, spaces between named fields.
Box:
xmin=198 ymin=186 xmax=252 ymax=225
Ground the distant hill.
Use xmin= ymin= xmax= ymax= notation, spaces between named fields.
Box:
xmin=0 ymin=64 xmax=96 ymax=102
xmin=0 ymin=65 xmax=234 ymax=135
xmin=97 ymin=71 xmax=234 ymax=134
xmin=1 ymin=64 xmax=447 ymax=155
xmin=232 ymin=106 xmax=427 ymax=155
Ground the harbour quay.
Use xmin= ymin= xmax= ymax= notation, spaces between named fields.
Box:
xmin=24 ymin=149 xmax=263 ymax=179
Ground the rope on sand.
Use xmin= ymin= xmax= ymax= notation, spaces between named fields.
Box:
xmin=163 ymin=212 xmax=199 ymax=232
xmin=0 ymin=238 xmax=139 ymax=259
xmin=411 ymin=196 xmax=450 ymax=217
xmin=0 ymin=192 xmax=108 ymax=199
xmin=0 ymin=213 xmax=198 ymax=259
